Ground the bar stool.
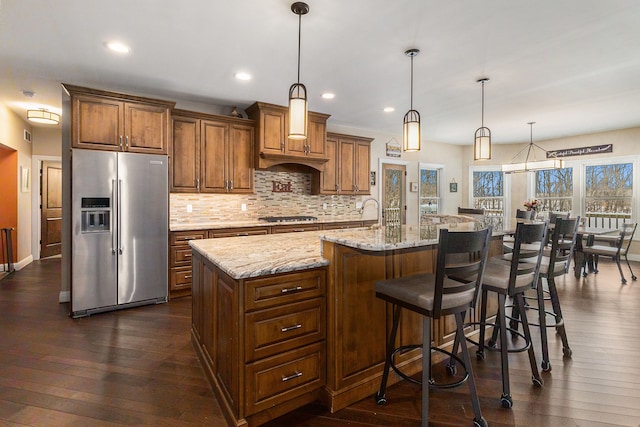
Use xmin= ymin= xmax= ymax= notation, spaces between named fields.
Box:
xmin=374 ymin=226 xmax=492 ymax=427
xmin=521 ymin=217 xmax=580 ymax=371
xmin=581 ymin=222 xmax=637 ymax=284
xmin=463 ymin=221 xmax=548 ymax=408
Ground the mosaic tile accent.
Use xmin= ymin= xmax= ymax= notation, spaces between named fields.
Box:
xmin=170 ymin=170 xmax=378 ymax=225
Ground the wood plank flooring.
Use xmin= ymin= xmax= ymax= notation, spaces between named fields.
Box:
xmin=1 ymin=257 xmax=640 ymax=426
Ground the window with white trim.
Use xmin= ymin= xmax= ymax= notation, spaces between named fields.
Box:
xmin=534 ymin=167 xmax=573 ymax=213
xmin=584 ymin=162 xmax=633 ymax=228
xmin=472 ymin=170 xmax=504 ymax=225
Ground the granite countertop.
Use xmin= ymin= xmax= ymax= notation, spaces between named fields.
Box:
xmin=171 ymin=216 xmax=377 ymax=232
xmin=190 ymin=231 xmax=329 ymax=279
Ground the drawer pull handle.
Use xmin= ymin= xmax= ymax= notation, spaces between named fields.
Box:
xmin=184 ymin=275 xmax=192 ymax=279
xmin=293 ymin=228 xmax=305 ymax=232
xmin=184 ymin=253 xmax=192 ymax=257
xmin=182 ymin=236 xmax=199 ymax=241
xmin=281 ymin=286 xmax=303 ymax=294
xmin=281 ymin=324 xmax=302 ymax=333
xmin=236 ymin=233 xmax=249 ymax=236
xmin=281 ymin=371 xmax=302 ymax=382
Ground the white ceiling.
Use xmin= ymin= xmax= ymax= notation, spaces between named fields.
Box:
xmin=1 ymin=0 xmax=640 ymax=145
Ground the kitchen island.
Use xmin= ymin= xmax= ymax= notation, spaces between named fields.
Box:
xmin=190 ymin=222 xmax=504 ymax=427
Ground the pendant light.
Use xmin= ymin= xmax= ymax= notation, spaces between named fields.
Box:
xmin=502 ymin=122 xmax=564 ymax=173
xmin=474 ymin=78 xmax=491 ymax=160
xmin=403 ymin=48 xmax=421 ymax=152
xmin=288 ymin=2 xmax=309 ymax=140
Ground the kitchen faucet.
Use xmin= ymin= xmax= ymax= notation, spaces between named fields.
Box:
xmin=358 ymin=197 xmax=380 ymax=226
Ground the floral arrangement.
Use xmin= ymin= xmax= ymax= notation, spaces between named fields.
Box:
xmin=523 ymin=199 xmax=541 ymax=212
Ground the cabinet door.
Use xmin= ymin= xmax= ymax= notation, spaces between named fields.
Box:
xmin=72 ymin=95 xmax=123 ymax=151
xmin=201 ymin=120 xmax=228 ymax=193
xmin=261 ymin=108 xmax=287 ymax=154
xmin=306 ymin=113 xmax=327 ymax=158
xmin=355 ymin=140 xmax=371 ymax=195
xmin=229 ymin=124 xmax=254 ymax=193
xmin=338 ymin=138 xmax=356 ymax=194
xmin=171 ymin=116 xmax=200 ymax=192
xmin=124 ymin=102 xmax=169 ymax=154
xmin=319 ymin=136 xmax=338 ymax=193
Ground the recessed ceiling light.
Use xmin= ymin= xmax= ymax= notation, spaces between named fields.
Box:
xmin=106 ymin=41 xmax=131 ymax=54
xmin=383 ymin=107 xmax=395 ymax=113
xmin=321 ymin=92 xmax=335 ymax=99
xmin=235 ymin=72 xmax=252 ymax=81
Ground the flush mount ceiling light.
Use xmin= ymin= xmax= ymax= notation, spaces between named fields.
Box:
xmin=235 ymin=72 xmax=252 ymax=81
xmin=321 ymin=92 xmax=335 ymax=99
xmin=403 ymin=48 xmax=421 ymax=152
xmin=474 ymin=78 xmax=491 ymax=160
xmin=288 ymin=2 xmax=309 ymax=140
xmin=502 ymin=122 xmax=564 ymax=173
xmin=383 ymin=107 xmax=395 ymax=113
xmin=27 ymin=108 xmax=60 ymax=125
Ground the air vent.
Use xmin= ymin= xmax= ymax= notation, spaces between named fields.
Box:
xmin=24 ymin=129 xmax=32 ymax=142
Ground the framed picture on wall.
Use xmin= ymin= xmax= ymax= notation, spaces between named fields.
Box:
xmin=449 ymin=182 xmax=458 ymax=193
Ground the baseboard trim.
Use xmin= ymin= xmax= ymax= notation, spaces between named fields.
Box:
xmin=59 ymin=291 xmax=70 ymax=303
xmin=15 ymin=255 xmax=33 ymax=271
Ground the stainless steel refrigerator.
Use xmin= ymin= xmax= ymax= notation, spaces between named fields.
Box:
xmin=71 ymin=149 xmax=168 ymax=317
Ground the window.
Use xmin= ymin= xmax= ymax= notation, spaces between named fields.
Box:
xmin=472 ymin=170 xmax=504 ymax=226
xmin=535 ymin=167 xmax=573 ymax=213
xmin=584 ymin=162 xmax=633 ymax=227
xmin=419 ymin=168 xmax=439 ymax=215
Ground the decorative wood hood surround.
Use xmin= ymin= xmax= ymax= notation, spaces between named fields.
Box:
xmin=245 ymin=101 xmax=331 ymax=172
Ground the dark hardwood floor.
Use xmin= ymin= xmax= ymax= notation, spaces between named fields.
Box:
xmin=1 ymin=257 xmax=640 ymax=426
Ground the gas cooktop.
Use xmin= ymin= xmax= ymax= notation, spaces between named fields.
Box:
xmin=258 ymin=215 xmax=318 ymax=223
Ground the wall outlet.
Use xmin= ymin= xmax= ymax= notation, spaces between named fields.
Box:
xmin=186 ymin=204 xmax=193 ymax=213
xmin=355 ymin=201 xmax=363 ymax=209
xmin=241 ymin=203 xmax=247 ymax=211
xmin=322 ymin=203 xmax=327 ymax=210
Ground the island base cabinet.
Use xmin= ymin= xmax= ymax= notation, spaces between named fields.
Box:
xmin=191 ymin=249 xmax=326 ymax=427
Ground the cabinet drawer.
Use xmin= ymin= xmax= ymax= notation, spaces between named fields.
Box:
xmin=245 ymin=298 xmax=325 ymax=362
xmin=170 ymin=266 xmax=192 ymax=291
xmin=245 ymin=342 xmax=325 ymax=416
xmin=321 ymin=221 xmax=364 ymax=230
xmin=170 ymin=246 xmax=192 ymax=267
xmin=244 ymin=269 xmax=326 ymax=311
xmin=272 ymin=224 xmax=321 ymax=234
xmin=209 ymin=227 xmax=270 ymax=238
xmin=170 ymin=230 xmax=206 ymax=245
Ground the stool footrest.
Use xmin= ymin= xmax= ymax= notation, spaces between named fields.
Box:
xmin=390 ymin=344 xmax=469 ymax=389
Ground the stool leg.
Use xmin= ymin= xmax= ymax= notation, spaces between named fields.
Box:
xmin=375 ymin=304 xmax=402 ymax=405
xmin=515 ymin=292 xmax=543 ymax=387
xmin=477 ymin=288 xmax=489 ymax=360
xmin=455 ymin=311 xmax=486 ymax=426
xmin=536 ymin=277 xmax=551 ymax=371
xmin=421 ymin=316 xmax=431 ymax=427
xmin=547 ymin=277 xmax=571 ymax=358
xmin=614 ymin=255 xmax=627 ymax=284
xmin=497 ymin=293 xmax=512 ymax=408
xmin=624 ymin=253 xmax=637 ymax=281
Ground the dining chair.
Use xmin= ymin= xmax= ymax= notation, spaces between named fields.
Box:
xmin=581 ymin=222 xmax=637 ymax=284
xmin=374 ymin=226 xmax=492 ymax=427
xmin=462 ymin=221 xmax=547 ymax=408
xmin=516 ymin=209 xmax=534 ymax=220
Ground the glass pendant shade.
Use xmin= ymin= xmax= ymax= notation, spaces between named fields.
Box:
xmin=27 ymin=109 xmax=60 ymax=125
xmin=474 ymin=127 xmax=491 ymax=160
xmin=403 ymin=109 xmax=421 ymax=151
xmin=288 ymin=83 xmax=308 ymax=140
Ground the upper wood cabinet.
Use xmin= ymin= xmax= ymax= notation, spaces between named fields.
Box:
xmin=245 ymin=101 xmax=330 ymax=170
xmin=312 ymin=132 xmax=372 ymax=195
xmin=65 ymin=84 xmax=174 ymax=154
xmin=170 ymin=109 xmax=255 ymax=194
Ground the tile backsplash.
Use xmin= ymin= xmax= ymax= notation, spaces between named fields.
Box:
xmin=170 ymin=170 xmax=378 ymax=225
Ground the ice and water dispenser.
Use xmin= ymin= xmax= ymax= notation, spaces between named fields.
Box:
xmin=80 ymin=197 xmax=111 ymax=233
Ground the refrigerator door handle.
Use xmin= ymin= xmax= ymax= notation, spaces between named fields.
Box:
xmin=118 ymin=179 xmax=123 ymax=255
xmin=111 ymin=179 xmax=117 ymax=254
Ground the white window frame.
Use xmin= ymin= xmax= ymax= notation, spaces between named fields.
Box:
xmin=469 ymin=165 xmax=511 ymax=218
xmin=419 ymin=162 xmax=444 ymax=216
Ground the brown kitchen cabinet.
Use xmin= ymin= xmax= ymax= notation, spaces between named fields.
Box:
xmin=245 ymin=101 xmax=330 ymax=170
xmin=65 ymin=84 xmax=174 ymax=154
xmin=208 ymin=226 xmax=270 ymax=238
xmin=271 ymin=224 xmax=322 ymax=234
xmin=312 ymin=132 xmax=372 ymax=195
xmin=190 ymin=253 xmax=326 ymax=427
xmin=169 ymin=230 xmax=206 ymax=300
xmin=171 ymin=109 xmax=255 ymax=193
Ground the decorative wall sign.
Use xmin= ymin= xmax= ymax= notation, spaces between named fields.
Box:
xmin=547 ymin=144 xmax=612 ymax=158
xmin=386 ymin=138 xmax=402 ymax=157
xmin=370 ymin=171 xmax=376 ymax=186
xmin=272 ymin=181 xmax=292 ymax=192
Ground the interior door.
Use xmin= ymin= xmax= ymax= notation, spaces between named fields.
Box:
xmin=40 ymin=161 xmax=62 ymax=258
xmin=382 ymin=163 xmax=406 ymax=225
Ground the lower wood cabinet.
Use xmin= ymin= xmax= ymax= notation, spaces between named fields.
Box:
xmin=169 ymin=230 xmax=206 ymax=299
xmin=191 ymin=254 xmax=326 ymax=427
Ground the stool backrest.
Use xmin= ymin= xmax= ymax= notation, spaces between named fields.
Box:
xmin=549 ymin=211 xmax=570 ymax=225
xmin=508 ymin=222 xmax=548 ymax=295
xmin=548 ymin=217 xmax=580 ymax=277
xmin=434 ymin=226 xmax=492 ymax=318
xmin=620 ymin=222 xmax=637 ymax=253
xmin=516 ymin=209 xmax=534 ymax=220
